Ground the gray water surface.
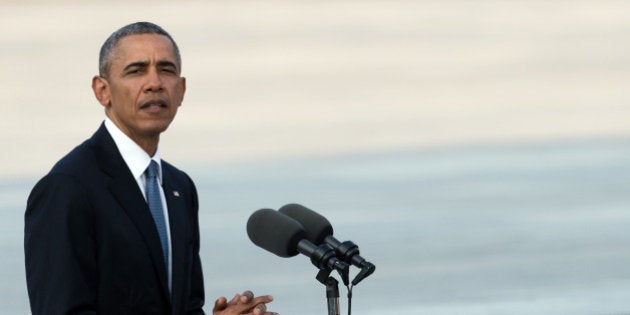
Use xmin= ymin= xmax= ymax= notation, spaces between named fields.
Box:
xmin=3 ymin=138 xmax=630 ymax=314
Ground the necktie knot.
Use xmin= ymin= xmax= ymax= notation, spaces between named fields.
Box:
xmin=146 ymin=160 xmax=159 ymax=179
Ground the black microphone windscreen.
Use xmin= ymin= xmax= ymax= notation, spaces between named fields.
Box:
xmin=278 ymin=203 xmax=333 ymax=245
xmin=247 ymin=208 xmax=306 ymax=258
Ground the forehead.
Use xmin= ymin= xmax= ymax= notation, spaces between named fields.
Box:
xmin=110 ymin=34 xmax=178 ymax=67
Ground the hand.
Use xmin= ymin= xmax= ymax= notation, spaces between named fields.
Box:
xmin=212 ymin=290 xmax=278 ymax=315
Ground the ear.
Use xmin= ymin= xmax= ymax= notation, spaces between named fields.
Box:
xmin=177 ymin=76 xmax=186 ymax=107
xmin=92 ymin=75 xmax=111 ymax=107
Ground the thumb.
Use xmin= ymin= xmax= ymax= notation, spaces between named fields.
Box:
xmin=213 ymin=296 xmax=228 ymax=312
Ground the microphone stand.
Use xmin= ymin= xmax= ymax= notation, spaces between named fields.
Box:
xmin=316 ymin=269 xmax=340 ymax=315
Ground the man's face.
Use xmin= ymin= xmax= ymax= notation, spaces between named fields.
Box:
xmin=92 ymin=34 xmax=186 ymax=145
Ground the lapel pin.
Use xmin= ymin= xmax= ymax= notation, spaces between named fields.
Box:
xmin=173 ymin=191 xmax=180 ymax=197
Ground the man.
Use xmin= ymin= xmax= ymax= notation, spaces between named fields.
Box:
xmin=24 ymin=22 xmax=276 ymax=315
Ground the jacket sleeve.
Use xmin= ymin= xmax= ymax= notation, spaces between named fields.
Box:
xmin=24 ymin=173 xmax=98 ymax=315
xmin=186 ymin=175 xmax=206 ymax=315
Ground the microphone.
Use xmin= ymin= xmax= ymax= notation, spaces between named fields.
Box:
xmin=247 ymin=209 xmax=350 ymax=285
xmin=278 ymin=203 xmax=376 ymax=285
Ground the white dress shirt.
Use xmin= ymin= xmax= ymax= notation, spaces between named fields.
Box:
xmin=104 ymin=118 xmax=172 ymax=293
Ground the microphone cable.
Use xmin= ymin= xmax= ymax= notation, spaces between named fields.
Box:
xmin=345 ymin=284 xmax=353 ymax=315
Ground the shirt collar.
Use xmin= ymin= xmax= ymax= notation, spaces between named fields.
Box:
xmin=104 ymin=118 xmax=163 ymax=184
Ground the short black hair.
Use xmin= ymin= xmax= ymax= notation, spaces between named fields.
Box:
xmin=98 ymin=21 xmax=181 ymax=76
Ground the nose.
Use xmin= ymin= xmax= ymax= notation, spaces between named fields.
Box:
xmin=144 ymin=68 xmax=164 ymax=93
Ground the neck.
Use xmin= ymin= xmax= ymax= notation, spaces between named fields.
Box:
xmin=105 ymin=115 xmax=160 ymax=157
xmin=136 ymin=136 xmax=159 ymax=157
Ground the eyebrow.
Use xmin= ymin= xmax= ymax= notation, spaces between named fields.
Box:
xmin=122 ymin=60 xmax=179 ymax=72
xmin=157 ymin=61 xmax=178 ymax=70
xmin=123 ymin=61 xmax=149 ymax=72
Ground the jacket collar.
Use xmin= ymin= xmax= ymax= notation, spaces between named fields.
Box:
xmin=90 ymin=123 xmax=173 ymax=304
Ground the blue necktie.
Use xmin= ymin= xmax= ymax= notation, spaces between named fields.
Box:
xmin=146 ymin=160 xmax=169 ymax=270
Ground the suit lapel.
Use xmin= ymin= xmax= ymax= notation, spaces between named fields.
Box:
xmin=163 ymin=167 xmax=188 ymax=313
xmin=91 ymin=124 xmax=171 ymax=302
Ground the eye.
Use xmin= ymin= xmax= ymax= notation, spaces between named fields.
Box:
xmin=126 ymin=68 xmax=144 ymax=75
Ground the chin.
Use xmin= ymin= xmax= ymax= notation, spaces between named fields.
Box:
xmin=142 ymin=121 xmax=173 ymax=135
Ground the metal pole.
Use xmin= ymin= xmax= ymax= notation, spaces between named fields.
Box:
xmin=325 ymin=277 xmax=340 ymax=315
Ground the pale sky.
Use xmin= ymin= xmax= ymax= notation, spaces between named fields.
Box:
xmin=2 ymin=0 xmax=629 ymax=179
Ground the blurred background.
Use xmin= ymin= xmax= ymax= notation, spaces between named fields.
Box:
xmin=2 ymin=0 xmax=630 ymax=314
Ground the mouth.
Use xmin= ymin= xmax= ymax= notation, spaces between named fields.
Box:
xmin=140 ymin=100 xmax=168 ymax=112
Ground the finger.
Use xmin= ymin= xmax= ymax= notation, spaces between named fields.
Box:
xmin=250 ymin=295 xmax=274 ymax=306
xmin=246 ymin=296 xmax=275 ymax=315
xmin=244 ymin=303 xmax=267 ymax=315
xmin=228 ymin=293 xmax=241 ymax=305
xmin=212 ymin=296 xmax=228 ymax=312
xmin=240 ymin=290 xmax=254 ymax=303
xmin=229 ymin=294 xmax=275 ymax=314
xmin=254 ymin=303 xmax=267 ymax=315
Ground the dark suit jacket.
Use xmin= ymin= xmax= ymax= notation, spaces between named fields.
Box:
xmin=25 ymin=123 xmax=205 ymax=315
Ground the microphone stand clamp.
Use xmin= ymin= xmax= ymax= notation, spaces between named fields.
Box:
xmin=316 ymin=269 xmax=340 ymax=315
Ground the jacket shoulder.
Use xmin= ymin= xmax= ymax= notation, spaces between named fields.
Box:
xmin=161 ymin=160 xmax=195 ymax=185
xmin=48 ymin=138 xmax=99 ymax=178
